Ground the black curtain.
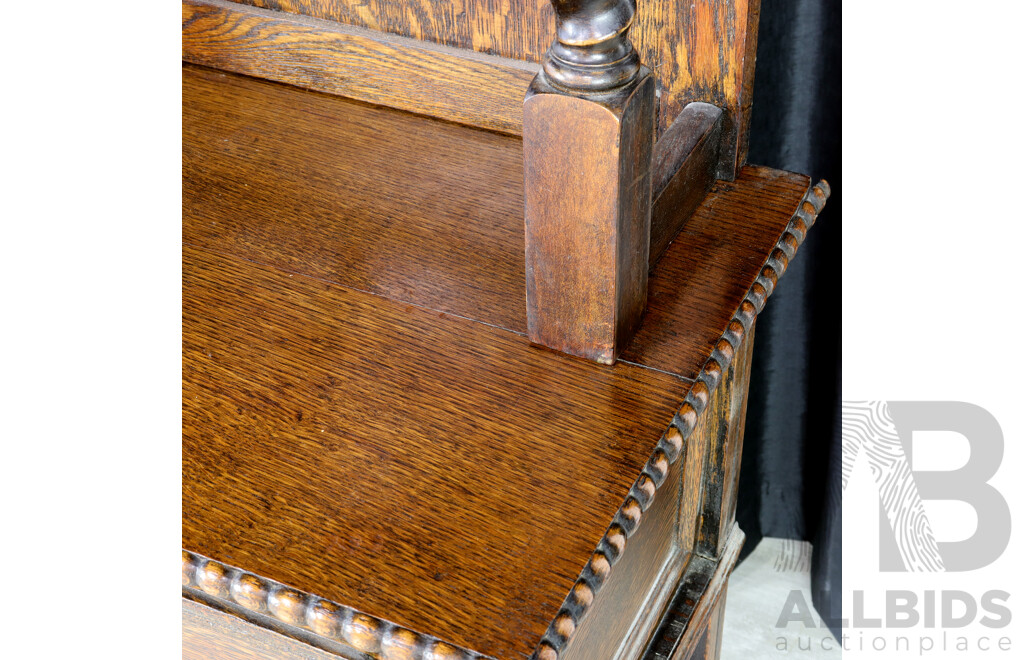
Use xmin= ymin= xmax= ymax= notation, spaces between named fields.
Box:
xmin=737 ymin=0 xmax=842 ymax=635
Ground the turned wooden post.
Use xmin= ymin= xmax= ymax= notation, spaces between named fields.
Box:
xmin=523 ymin=0 xmax=656 ymax=365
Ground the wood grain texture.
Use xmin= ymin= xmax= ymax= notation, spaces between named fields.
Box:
xmin=184 ymin=552 xmax=486 ymax=659
xmin=702 ymin=592 xmax=727 ymax=660
xmin=544 ymin=437 xmax=685 ymax=660
xmin=182 ymin=0 xmax=537 ymax=135
xmin=695 ymin=325 xmax=754 ymax=558
xmin=523 ymin=72 xmax=655 ymax=363
xmin=236 ymin=0 xmax=555 ymax=62
xmin=224 ymin=0 xmax=760 ymax=174
xmin=621 ymin=171 xmax=829 ymax=379
xmin=182 ymin=63 xmax=527 ymax=333
xmin=183 ymin=64 xmax=823 ymax=382
xmin=527 ymin=170 xmax=830 ymax=656
xmin=633 ymin=0 xmax=762 ymax=177
xmin=184 ymin=597 xmax=352 ymax=660
xmin=674 ymin=326 xmax=751 ymax=560
xmin=649 ymin=103 xmax=722 ymax=266
xmin=643 ymin=525 xmax=744 ymax=660
xmin=183 ymin=67 xmax=832 ymax=659
xmin=183 ymin=242 xmax=690 ymax=659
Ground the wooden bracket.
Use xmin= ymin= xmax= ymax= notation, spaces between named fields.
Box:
xmin=650 ymin=103 xmax=724 ymax=267
xmin=523 ymin=0 xmax=656 ymax=364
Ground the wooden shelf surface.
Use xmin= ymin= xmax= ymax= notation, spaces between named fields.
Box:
xmin=183 ymin=64 xmax=812 ymax=382
xmin=182 ymin=63 xmax=819 ymax=658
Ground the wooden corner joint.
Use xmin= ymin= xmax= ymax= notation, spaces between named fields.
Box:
xmin=531 ymin=180 xmax=830 ymax=660
xmin=523 ymin=0 xmax=656 ymax=364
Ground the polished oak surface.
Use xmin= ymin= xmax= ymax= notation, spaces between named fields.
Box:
xmin=183 ymin=64 xmax=811 ymax=383
xmin=183 ymin=243 xmax=689 ymax=658
xmin=183 ymin=63 xmax=822 ymax=659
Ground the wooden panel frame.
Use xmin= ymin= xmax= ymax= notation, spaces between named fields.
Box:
xmin=182 ymin=0 xmax=537 ymax=135
xmin=230 ymin=0 xmax=760 ymax=176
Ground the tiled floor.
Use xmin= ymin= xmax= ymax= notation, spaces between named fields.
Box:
xmin=722 ymin=538 xmax=840 ymax=660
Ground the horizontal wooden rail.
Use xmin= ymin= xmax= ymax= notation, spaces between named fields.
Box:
xmin=182 ymin=0 xmax=537 ymax=135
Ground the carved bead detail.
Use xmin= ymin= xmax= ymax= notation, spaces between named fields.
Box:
xmin=676 ymin=403 xmax=698 ymax=435
xmin=800 ymin=200 xmax=819 ymax=222
xmin=345 ymin=612 xmax=384 ymax=653
xmin=269 ymin=587 xmax=307 ymax=626
xmin=182 ymin=550 xmax=198 ymax=587
xmin=789 ymin=216 xmax=809 ymax=240
xmin=662 ymin=427 xmax=684 ymax=461
xmin=769 ymin=248 xmax=790 ymax=276
xmin=537 ymin=642 xmax=559 ymax=660
xmin=573 ymin=580 xmax=594 ymax=608
xmin=748 ymin=283 xmax=768 ymax=311
xmin=688 ymin=381 xmax=710 ymax=411
xmin=739 ymin=299 xmax=757 ymax=323
xmin=701 ymin=359 xmax=722 ymax=392
xmin=780 ymin=233 xmax=800 ymax=259
xmin=309 ymin=599 xmax=344 ymax=638
xmin=181 ymin=551 xmax=484 ymax=660
xmin=196 ymin=559 xmax=231 ymax=598
xmin=554 ymin=612 xmax=576 ymax=639
xmin=604 ymin=524 xmax=627 ymax=556
xmin=617 ymin=497 xmax=643 ymax=534
xmin=231 ymin=573 xmax=269 ymax=611
xmin=646 ymin=449 xmax=670 ymax=485
xmin=427 ymin=641 xmax=466 ymax=660
xmin=530 ymin=181 xmax=830 ymax=660
xmin=589 ymin=552 xmax=611 ymax=581
xmin=381 ymin=627 xmax=422 ymax=660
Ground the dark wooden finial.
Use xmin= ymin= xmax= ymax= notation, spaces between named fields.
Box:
xmin=523 ymin=0 xmax=656 ymax=364
xmin=543 ymin=0 xmax=641 ymax=91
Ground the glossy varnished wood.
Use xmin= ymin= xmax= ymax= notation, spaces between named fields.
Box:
xmin=228 ymin=0 xmax=761 ymax=175
xmin=183 ymin=65 xmax=813 ymax=382
xmin=183 ymin=0 xmax=537 ymax=135
xmin=182 ymin=242 xmax=689 ymax=658
xmin=184 ymin=598 xmax=348 ymax=660
xmin=182 ymin=65 xmax=832 ymax=659
xmin=183 ymin=64 xmax=526 ymax=333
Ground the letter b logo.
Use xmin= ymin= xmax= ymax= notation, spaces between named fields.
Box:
xmin=843 ymin=401 xmax=1011 ymax=572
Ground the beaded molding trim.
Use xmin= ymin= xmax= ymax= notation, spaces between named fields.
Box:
xmin=531 ymin=180 xmax=831 ymax=660
xmin=182 ymin=550 xmax=492 ymax=660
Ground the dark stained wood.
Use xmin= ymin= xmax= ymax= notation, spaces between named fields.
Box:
xmin=650 ymin=103 xmax=723 ymax=266
xmin=183 ymin=65 xmax=816 ymax=382
xmin=538 ymin=0 xmax=641 ymax=91
xmin=183 ymin=243 xmax=690 ymax=659
xmin=523 ymin=71 xmax=655 ymax=364
xmin=642 ymin=525 xmax=744 ymax=660
xmin=695 ymin=324 xmax=754 ymax=557
xmin=182 ymin=0 xmax=537 ymax=135
xmin=228 ymin=0 xmax=761 ymax=174
xmin=675 ymin=327 xmax=751 ymax=559
xmin=184 ymin=598 xmax=350 ymax=660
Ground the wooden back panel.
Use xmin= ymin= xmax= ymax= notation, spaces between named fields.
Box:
xmin=221 ymin=0 xmax=760 ymax=176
